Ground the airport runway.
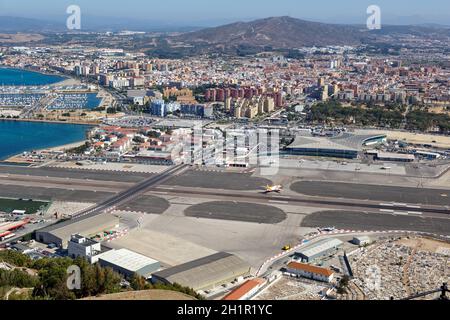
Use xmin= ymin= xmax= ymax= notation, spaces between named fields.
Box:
xmin=0 ymin=166 xmax=449 ymax=233
xmin=74 ymin=164 xmax=188 ymax=218
xmin=152 ymin=186 xmax=450 ymax=218
xmin=165 ymin=170 xmax=272 ymax=190
xmin=32 ymin=164 xmax=189 ymax=237
xmin=301 ymin=210 xmax=450 ymax=236
xmin=291 ymin=180 xmax=450 ymax=206
xmin=0 ymin=170 xmax=449 ymax=219
xmin=0 ymin=165 xmax=152 ymax=183
xmin=0 ymin=174 xmax=132 ymax=191
xmin=0 ymin=184 xmax=113 ymax=202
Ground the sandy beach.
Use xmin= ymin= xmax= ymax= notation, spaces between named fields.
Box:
xmin=3 ymin=140 xmax=87 ymax=164
xmin=0 ymin=117 xmax=98 ymax=125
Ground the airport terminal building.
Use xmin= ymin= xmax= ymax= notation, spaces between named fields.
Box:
xmin=284 ymin=130 xmax=387 ymax=159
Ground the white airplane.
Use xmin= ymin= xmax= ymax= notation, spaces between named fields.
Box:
xmin=263 ymin=185 xmax=283 ymax=194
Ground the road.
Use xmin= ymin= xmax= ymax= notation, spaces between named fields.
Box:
xmin=0 ymin=164 xmax=188 ymax=245
xmin=73 ymin=164 xmax=188 ymax=218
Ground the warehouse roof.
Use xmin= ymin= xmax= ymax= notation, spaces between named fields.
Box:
xmin=287 ymin=131 xmax=386 ymax=152
xmin=353 ymin=236 xmax=371 ymax=242
xmin=99 ymin=249 xmax=159 ymax=272
xmin=288 ymin=136 xmax=359 ymax=152
xmin=37 ymin=213 xmax=119 ymax=241
xmin=376 ymin=151 xmax=415 ymax=160
xmin=297 ymin=238 xmax=343 ymax=258
xmin=152 ymin=252 xmax=251 ymax=291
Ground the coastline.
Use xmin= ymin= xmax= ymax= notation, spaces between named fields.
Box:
xmin=0 ymin=117 xmax=100 ymax=126
xmin=0 ymin=65 xmax=68 ymax=85
xmin=0 ymin=120 xmax=95 ymax=163
xmin=3 ymin=139 xmax=87 ymax=164
xmin=0 ymin=66 xmax=101 ymax=164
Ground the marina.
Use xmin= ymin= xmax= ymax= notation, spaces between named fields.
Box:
xmin=46 ymin=93 xmax=103 ymax=110
xmin=0 ymin=92 xmax=102 ymax=110
xmin=0 ymin=93 xmax=44 ymax=107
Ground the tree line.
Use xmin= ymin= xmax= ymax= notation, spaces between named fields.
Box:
xmin=0 ymin=250 xmax=201 ymax=300
xmin=307 ymin=101 xmax=450 ymax=133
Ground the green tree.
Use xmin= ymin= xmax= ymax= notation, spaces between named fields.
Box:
xmin=0 ymin=250 xmax=33 ymax=267
xmin=130 ymin=273 xmax=151 ymax=291
xmin=0 ymin=269 xmax=39 ymax=288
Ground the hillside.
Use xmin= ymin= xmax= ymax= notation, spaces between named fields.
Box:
xmin=81 ymin=289 xmax=196 ymax=300
xmin=173 ymin=16 xmax=365 ymax=49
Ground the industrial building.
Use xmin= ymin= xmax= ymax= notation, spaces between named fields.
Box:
xmin=295 ymin=238 xmax=343 ymax=262
xmin=68 ymin=234 xmax=102 ymax=259
xmin=151 ymin=252 xmax=251 ymax=291
xmin=285 ymin=262 xmax=335 ymax=283
xmin=415 ymin=150 xmax=441 ymax=160
xmin=374 ymin=151 xmax=415 ymax=162
xmin=35 ymin=213 xmax=120 ymax=248
xmin=98 ymin=249 xmax=160 ymax=279
xmin=126 ymin=89 xmax=147 ymax=105
xmin=284 ymin=131 xmax=387 ymax=159
xmin=67 ymin=234 xmax=109 ymax=263
xmin=352 ymin=236 xmax=372 ymax=246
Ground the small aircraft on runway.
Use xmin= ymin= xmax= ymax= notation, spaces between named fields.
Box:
xmin=263 ymin=185 xmax=283 ymax=194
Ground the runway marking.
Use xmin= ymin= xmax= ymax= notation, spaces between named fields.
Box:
xmin=393 ymin=212 xmax=409 ymax=216
xmin=269 ymin=200 xmax=289 ymax=204
xmin=380 ymin=209 xmax=394 ymax=213
xmin=406 ymin=205 xmax=421 ymax=209
xmin=380 ymin=203 xmax=392 ymax=206
xmin=407 ymin=211 xmax=423 ymax=215
xmin=393 ymin=203 xmax=407 ymax=206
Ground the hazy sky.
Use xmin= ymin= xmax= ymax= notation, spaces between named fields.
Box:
xmin=1 ymin=0 xmax=449 ymax=25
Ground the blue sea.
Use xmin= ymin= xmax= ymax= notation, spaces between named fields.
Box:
xmin=0 ymin=121 xmax=91 ymax=160
xmin=0 ymin=67 xmax=65 ymax=86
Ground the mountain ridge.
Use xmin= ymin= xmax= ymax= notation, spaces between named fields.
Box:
xmin=173 ymin=16 xmax=366 ymax=48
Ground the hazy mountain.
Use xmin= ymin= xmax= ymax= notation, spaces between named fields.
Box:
xmin=173 ymin=16 xmax=366 ymax=48
xmin=0 ymin=15 xmax=201 ymax=33
xmin=0 ymin=16 xmax=64 ymax=32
